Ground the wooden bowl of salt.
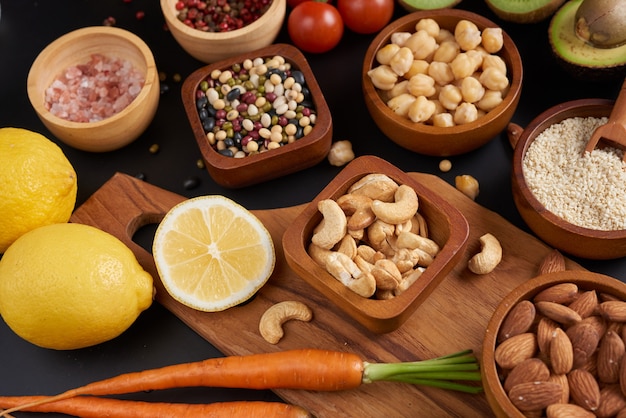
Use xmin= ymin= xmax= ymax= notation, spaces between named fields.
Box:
xmin=27 ymin=26 xmax=160 ymax=152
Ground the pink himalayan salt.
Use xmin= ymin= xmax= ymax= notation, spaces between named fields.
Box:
xmin=44 ymin=54 xmax=145 ymax=123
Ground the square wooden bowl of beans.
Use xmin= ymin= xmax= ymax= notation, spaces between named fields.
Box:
xmin=181 ymin=43 xmax=333 ymax=188
xmin=510 ymin=98 xmax=626 ymax=260
xmin=282 ymin=155 xmax=470 ymax=333
xmin=362 ymin=9 xmax=523 ymax=157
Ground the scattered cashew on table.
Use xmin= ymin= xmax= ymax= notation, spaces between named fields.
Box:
xmin=308 ymin=173 xmax=439 ymax=299
xmin=467 ymin=233 xmax=502 ymax=275
xmin=259 ymin=301 xmax=313 ymax=344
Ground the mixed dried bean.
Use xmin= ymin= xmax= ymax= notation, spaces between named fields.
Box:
xmin=194 ymin=55 xmax=317 ymax=158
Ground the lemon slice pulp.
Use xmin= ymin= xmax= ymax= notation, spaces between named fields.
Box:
xmin=153 ymin=195 xmax=275 ymax=312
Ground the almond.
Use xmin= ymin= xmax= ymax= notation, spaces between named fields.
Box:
xmin=534 ymin=282 xmax=579 ymax=304
xmin=620 ymin=355 xmax=626 ymax=397
xmin=568 ymin=290 xmax=599 ymax=318
xmin=598 ymin=301 xmax=626 ymax=322
xmin=598 ymin=330 xmax=626 ymax=384
xmin=538 ymin=317 xmax=559 ymax=355
xmin=508 ymin=381 xmax=563 ymax=412
xmin=495 ymin=332 xmax=537 ymax=370
xmin=503 ymin=358 xmax=550 ymax=393
xmin=537 ymin=249 xmax=566 ymax=275
xmin=568 ymin=369 xmax=601 ymax=411
xmin=550 ymin=327 xmax=574 ymax=375
xmin=597 ymin=384 xmax=626 ymax=418
xmin=566 ymin=321 xmax=601 ymax=369
xmin=546 ymin=403 xmax=596 ymax=418
xmin=548 ymin=373 xmax=570 ymax=404
xmin=536 ymin=301 xmax=582 ymax=327
xmin=498 ymin=300 xmax=536 ymax=343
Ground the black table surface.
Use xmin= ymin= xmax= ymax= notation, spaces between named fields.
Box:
xmin=1 ymin=0 xmax=624 ymax=416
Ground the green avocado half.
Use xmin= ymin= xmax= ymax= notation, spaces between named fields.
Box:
xmin=549 ymin=0 xmax=626 ymax=80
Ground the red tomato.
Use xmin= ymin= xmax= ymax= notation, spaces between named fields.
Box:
xmin=287 ymin=0 xmax=332 ymax=8
xmin=288 ymin=1 xmax=344 ymax=54
xmin=336 ymin=0 xmax=394 ymax=34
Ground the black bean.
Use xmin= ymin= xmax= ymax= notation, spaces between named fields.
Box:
xmin=183 ymin=176 xmax=201 ymax=190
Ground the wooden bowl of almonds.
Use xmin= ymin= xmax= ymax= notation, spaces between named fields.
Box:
xmin=161 ymin=0 xmax=286 ymax=64
xmin=181 ymin=43 xmax=332 ymax=188
xmin=282 ymin=155 xmax=469 ymax=333
xmin=510 ymin=98 xmax=626 ymax=260
xmin=482 ymin=267 xmax=626 ymax=417
xmin=362 ymin=9 xmax=523 ymax=156
xmin=27 ymin=26 xmax=160 ymax=152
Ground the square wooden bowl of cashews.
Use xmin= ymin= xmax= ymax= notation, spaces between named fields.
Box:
xmin=282 ymin=155 xmax=470 ymax=333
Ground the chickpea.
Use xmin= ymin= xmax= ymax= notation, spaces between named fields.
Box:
xmin=477 ymin=90 xmax=503 ymax=112
xmin=404 ymin=60 xmax=430 ymax=78
xmin=433 ymin=112 xmax=454 ymax=127
xmin=481 ymin=27 xmax=504 ymax=54
xmin=456 ymin=27 xmax=482 ymax=51
xmin=479 ymin=67 xmax=509 ymax=91
xmin=386 ymin=80 xmax=410 ymax=100
xmin=404 ymin=30 xmax=438 ymax=60
xmin=438 ymin=84 xmax=462 ymax=110
xmin=428 ymin=61 xmax=454 ymax=86
xmin=453 ymin=102 xmax=479 ymax=125
xmin=482 ymin=54 xmax=507 ymax=76
xmin=367 ymin=65 xmax=398 ymax=90
xmin=436 ymin=28 xmax=455 ymax=44
xmin=391 ymin=31 xmax=412 ymax=46
xmin=465 ymin=49 xmax=484 ymax=71
xmin=408 ymin=73 xmax=436 ymax=98
xmin=454 ymin=20 xmax=480 ymax=40
xmin=460 ymin=76 xmax=485 ymax=103
xmin=375 ymin=43 xmax=401 ymax=65
xmin=408 ymin=95 xmax=437 ymax=123
xmin=450 ymin=53 xmax=475 ymax=80
xmin=415 ymin=18 xmax=440 ymax=38
xmin=389 ymin=47 xmax=415 ymax=76
xmin=387 ymin=93 xmax=417 ymax=117
xmin=433 ymin=40 xmax=460 ymax=63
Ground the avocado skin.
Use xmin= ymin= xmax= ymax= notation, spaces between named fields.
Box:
xmin=549 ymin=0 xmax=626 ymax=81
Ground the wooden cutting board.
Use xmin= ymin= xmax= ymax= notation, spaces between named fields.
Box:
xmin=70 ymin=172 xmax=584 ymax=418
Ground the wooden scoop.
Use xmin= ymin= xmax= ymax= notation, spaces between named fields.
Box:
xmin=583 ymin=78 xmax=626 ymax=162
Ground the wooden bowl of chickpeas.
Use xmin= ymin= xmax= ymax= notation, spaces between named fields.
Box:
xmin=362 ymin=10 xmax=523 ymax=157
xmin=510 ymin=98 xmax=626 ymax=260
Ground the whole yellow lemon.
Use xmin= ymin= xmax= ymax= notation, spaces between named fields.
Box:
xmin=0 ymin=127 xmax=77 ymax=253
xmin=0 ymin=223 xmax=154 ymax=350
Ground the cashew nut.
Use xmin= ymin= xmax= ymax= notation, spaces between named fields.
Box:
xmin=455 ymin=174 xmax=479 ymax=200
xmin=396 ymin=231 xmax=440 ymax=258
xmin=335 ymin=234 xmax=357 ymax=259
xmin=395 ymin=267 xmax=424 ymax=296
xmin=371 ymin=259 xmax=402 ymax=290
xmin=468 ymin=233 xmax=502 ymax=274
xmin=348 ymin=173 xmax=399 ymax=202
xmin=371 ymin=184 xmax=419 ymax=225
xmin=311 ymin=199 xmax=347 ymax=249
xmin=337 ymin=194 xmax=376 ymax=231
xmin=259 ymin=301 xmax=313 ymax=344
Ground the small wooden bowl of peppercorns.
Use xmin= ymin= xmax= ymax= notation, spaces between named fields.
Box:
xmin=509 ymin=98 xmax=626 ymax=260
xmin=161 ymin=0 xmax=286 ymax=64
xmin=181 ymin=43 xmax=333 ymax=188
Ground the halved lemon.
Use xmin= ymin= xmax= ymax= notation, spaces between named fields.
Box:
xmin=153 ymin=195 xmax=275 ymax=312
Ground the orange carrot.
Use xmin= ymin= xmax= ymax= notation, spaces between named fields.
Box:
xmin=0 ymin=348 xmax=481 ymax=416
xmin=0 ymin=396 xmax=310 ymax=417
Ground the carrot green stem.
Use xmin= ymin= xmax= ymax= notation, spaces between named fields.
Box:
xmin=362 ymin=349 xmax=483 ymax=394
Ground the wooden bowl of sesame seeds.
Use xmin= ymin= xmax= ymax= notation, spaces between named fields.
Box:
xmin=510 ymin=98 xmax=626 ymax=260
xmin=181 ymin=43 xmax=333 ymax=188
xmin=161 ymin=0 xmax=286 ymax=64
xmin=27 ymin=26 xmax=160 ymax=152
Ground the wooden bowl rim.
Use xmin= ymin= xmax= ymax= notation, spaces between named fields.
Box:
xmin=282 ymin=155 xmax=470 ymax=328
xmin=181 ymin=43 xmax=332 ymax=171
xmin=481 ymin=270 xmax=626 ymax=417
xmin=160 ymin=0 xmax=286 ymax=40
xmin=512 ymin=98 xmax=626 ymax=239
xmin=362 ymin=9 xmax=523 ymax=135
xmin=26 ymin=26 xmax=158 ymax=129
